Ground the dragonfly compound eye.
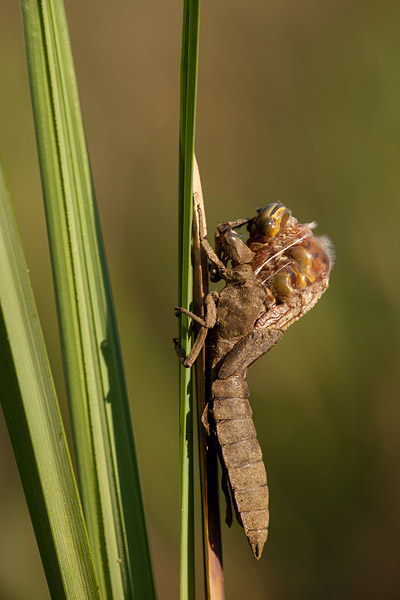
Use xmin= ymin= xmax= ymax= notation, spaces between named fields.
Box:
xmin=255 ymin=203 xmax=290 ymax=239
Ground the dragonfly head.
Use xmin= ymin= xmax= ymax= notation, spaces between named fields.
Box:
xmin=249 ymin=203 xmax=290 ymax=240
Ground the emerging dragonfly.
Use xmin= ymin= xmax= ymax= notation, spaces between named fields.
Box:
xmin=177 ymin=203 xmax=333 ymax=559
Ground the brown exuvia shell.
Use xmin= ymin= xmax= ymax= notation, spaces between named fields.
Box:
xmin=204 ymin=205 xmax=333 ymax=559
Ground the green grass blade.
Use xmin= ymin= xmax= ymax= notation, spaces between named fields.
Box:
xmin=0 ymin=159 xmax=100 ymax=600
xmin=178 ymin=1 xmax=200 ymax=598
xmin=20 ymin=1 xmax=156 ymax=598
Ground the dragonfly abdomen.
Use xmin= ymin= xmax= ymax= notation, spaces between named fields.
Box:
xmin=211 ymin=376 xmax=269 ymax=559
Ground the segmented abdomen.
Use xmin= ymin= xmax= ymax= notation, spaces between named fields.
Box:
xmin=211 ymin=376 xmax=269 ymax=560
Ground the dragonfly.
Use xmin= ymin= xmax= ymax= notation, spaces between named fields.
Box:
xmin=177 ymin=202 xmax=333 ymax=559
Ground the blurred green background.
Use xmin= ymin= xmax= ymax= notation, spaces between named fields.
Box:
xmin=1 ymin=0 xmax=400 ymax=598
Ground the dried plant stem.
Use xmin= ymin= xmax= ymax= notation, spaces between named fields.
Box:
xmin=192 ymin=157 xmax=225 ymax=600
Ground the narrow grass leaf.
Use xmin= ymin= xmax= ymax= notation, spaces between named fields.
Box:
xmin=178 ymin=1 xmax=201 ymax=598
xmin=20 ymin=0 xmax=156 ymax=598
xmin=0 ymin=159 xmax=100 ymax=600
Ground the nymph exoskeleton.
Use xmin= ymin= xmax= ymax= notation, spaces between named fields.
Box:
xmin=177 ymin=203 xmax=333 ymax=559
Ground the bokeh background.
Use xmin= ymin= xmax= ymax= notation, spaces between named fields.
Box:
xmin=1 ymin=0 xmax=400 ymax=598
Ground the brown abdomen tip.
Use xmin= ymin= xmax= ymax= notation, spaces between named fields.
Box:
xmin=249 ymin=529 xmax=268 ymax=560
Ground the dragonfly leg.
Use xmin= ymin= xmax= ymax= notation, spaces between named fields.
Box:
xmin=200 ymin=236 xmax=229 ymax=280
xmin=202 ymin=226 xmax=255 ymax=284
xmin=174 ymin=306 xmax=207 ymax=327
xmin=174 ymin=292 xmax=218 ymax=368
xmin=218 ymin=327 xmax=285 ymax=379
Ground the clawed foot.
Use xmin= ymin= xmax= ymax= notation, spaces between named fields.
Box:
xmin=173 ymin=338 xmax=189 ymax=366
